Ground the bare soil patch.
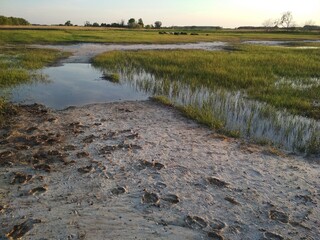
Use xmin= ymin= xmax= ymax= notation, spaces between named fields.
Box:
xmin=0 ymin=101 xmax=319 ymax=239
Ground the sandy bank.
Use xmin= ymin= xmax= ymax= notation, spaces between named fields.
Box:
xmin=0 ymin=101 xmax=319 ymax=239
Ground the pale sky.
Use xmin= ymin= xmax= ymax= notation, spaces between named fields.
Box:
xmin=1 ymin=0 xmax=319 ymax=28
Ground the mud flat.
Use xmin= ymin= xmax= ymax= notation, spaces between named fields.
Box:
xmin=0 ymin=101 xmax=319 ymax=239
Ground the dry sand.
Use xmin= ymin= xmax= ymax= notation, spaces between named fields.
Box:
xmin=0 ymin=100 xmax=319 ymax=240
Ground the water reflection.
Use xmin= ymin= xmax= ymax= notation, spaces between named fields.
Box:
xmin=8 ymin=63 xmax=149 ymax=109
xmin=117 ymin=70 xmax=320 ymax=154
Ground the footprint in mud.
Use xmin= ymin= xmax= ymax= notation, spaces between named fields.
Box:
xmin=14 ymin=145 xmax=30 ymax=150
xmin=224 ymin=196 xmax=241 ymax=205
xmin=0 ymin=150 xmax=15 ymax=166
xmin=207 ymin=231 xmax=224 ymax=240
xmin=117 ymin=108 xmax=133 ymax=113
xmin=33 ymin=164 xmax=51 ymax=173
xmin=11 ymin=172 xmax=32 ymax=184
xmin=142 ymin=190 xmax=160 ymax=205
xmin=263 ymin=231 xmax=284 ymax=240
xmin=162 ymin=194 xmax=180 ymax=204
xmin=63 ymin=145 xmax=77 ymax=151
xmin=78 ymin=165 xmax=93 ymax=174
xmin=33 ymin=150 xmax=66 ymax=164
xmin=76 ymin=151 xmax=90 ymax=158
xmin=29 ymin=186 xmax=48 ymax=195
xmin=295 ymin=194 xmax=316 ymax=205
xmin=83 ymin=134 xmax=97 ymax=144
xmin=69 ymin=121 xmax=87 ymax=134
xmin=210 ymin=219 xmax=227 ymax=231
xmin=137 ymin=160 xmax=165 ymax=171
xmin=185 ymin=215 xmax=208 ymax=230
xmin=111 ymin=186 xmax=128 ymax=195
xmin=6 ymin=219 xmax=41 ymax=239
xmin=47 ymin=117 xmax=58 ymax=123
xmin=269 ymin=210 xmax=289 ymax=223
xmin=155 ymin=182 xmax=167 ymax=189
xmin=207 ymin=177 xmax=230 ymax=188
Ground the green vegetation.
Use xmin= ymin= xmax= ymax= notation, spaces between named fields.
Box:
xmin=101 ymin=72 xmax=120 ymax=83
xmin=0 ymin=28 xmax=319 ymax=45
xmin=0 ymin=47 xmax=69 ymax=124
xmin=93 ymin=45 xmax=320 ymax=119
xmin=0 ymin=16 xmax=29 ymax=26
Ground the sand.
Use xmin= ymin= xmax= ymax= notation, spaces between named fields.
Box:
xmin=0 ymin=100 xmax=319 ymax=240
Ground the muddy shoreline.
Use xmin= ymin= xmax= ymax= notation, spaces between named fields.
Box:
xmin=0 ymin=100 xmax=319 ymax=239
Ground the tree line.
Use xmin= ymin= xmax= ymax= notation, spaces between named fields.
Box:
xmin=0 ymin=15 xmax=30 ymax=25
xmin=65 ymin=18 xmax=162 ymax=29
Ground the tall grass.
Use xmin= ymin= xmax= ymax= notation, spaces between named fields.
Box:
xmin=93 ymin=45 xmax=320 ymax=119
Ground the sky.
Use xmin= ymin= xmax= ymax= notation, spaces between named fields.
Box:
xmin=1 ymin=0 xmax=319 ymax=28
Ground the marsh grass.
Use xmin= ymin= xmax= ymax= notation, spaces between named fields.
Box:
xmin=0 ymin=47 xmax=69 ymax=123
xmin=101 ymin=72 xmax=120 ymax=83
xmin=93 ymin=46 xmax=320 ymax=154
xmin=93 ymin=45 xmax=320 ymax=119
xmin=0 ymin=28 xmax=319 ymax=45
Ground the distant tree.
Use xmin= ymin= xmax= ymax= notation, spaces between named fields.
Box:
xmin=154 ymin=21 xmax=162 ymax=29
xmin=120 ymin=19 xmax=125 ymax=27
xmin=92 ymin=22 xmax=100 ymax=27
xmin=65 ymin=20 xmax=72 ymax=26
xmin=138 ymin=18 xmax=144 ymax=28
xmin=128 ymin=18 xmax=136 ymax=28
xmin=280 ymin=11 xmax=293 ymax=28
xmin=145 ymin=24 xmax=151 ymax=29
xmin=84 ymin=21 xmax=91 ymax=27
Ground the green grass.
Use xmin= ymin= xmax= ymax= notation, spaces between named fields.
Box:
xmin=0 ymin=47 xmax=69 ymax=124
xmin=93 ymin=45 xmax=320 ymax=119
xmin=0 ymin=28 xmax=319 ymax=45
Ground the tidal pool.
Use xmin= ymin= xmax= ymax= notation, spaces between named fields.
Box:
xmin=8 ymin=63 xmax=149 ymax=109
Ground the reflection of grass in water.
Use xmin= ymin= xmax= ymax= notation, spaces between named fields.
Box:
xmin=0 ymin=47 xmax=69 ymax=124
xmin=93 ymin=45 xmax=320 ymax=154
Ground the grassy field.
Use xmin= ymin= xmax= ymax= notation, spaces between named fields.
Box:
xmin=0 ymin=28 xmax=320 ymax=44
xmin=0 ymin=47 xmax=69 ymax=124
xmin=93 ymin=45 xmax=320 ymax=119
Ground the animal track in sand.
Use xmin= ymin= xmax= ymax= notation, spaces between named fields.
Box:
xmin=78 ymin=165 xmax=94 ymax=174
xmin=11 ymin=172 xmax=32 ymax=184
xmin=142 ymin=190 xmax=160 ymax=205
xmin=269 ymin=210 xmax=289 ymax=223
xmin=29 ymin=186 xmax=48 ymax=195
xmin=33 ymin=164 xmax=51 ymax=172
xmin=162 ymin=194 xmax=180 ymax=204
xmin=207 ymin=177 xmax=230 ymax=188
xmin=207 ymin=231 xmax=224 ymax=240
xmin=185 ymin=215 xmax=208 ymax=230
xmin=111 ymin=186 xmax=128 ymax=195
xmin=6 ymin=219 xmax=41 ymax=239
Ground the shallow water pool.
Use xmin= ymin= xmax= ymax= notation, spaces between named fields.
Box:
xmin=8 ymin=63 xmax=149 ymax=109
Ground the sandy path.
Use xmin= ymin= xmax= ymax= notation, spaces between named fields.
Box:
xmin=0 ymin=101 xmax=319 ymax=240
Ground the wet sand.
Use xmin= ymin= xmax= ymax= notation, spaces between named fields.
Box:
xmin=0 ymin=100 xmax=319 ymax=239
